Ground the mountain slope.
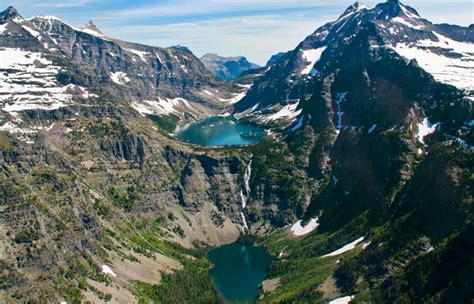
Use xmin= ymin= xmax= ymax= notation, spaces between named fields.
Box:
xmin=236 ymin=2 xmax=473 ymax=303
xmin=0 ymin=6 xmax=249 ymax=302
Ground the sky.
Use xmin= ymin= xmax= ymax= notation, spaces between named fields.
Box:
xmin=2 ymin=0 xmax=473 ymax=65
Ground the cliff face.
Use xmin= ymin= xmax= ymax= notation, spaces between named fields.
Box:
xmin=0 ymin=100 xmax=246 ymax=300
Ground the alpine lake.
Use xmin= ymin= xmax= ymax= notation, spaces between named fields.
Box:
xmin=172 ymin=116 xmax=266 ymax=147
xmin=208 ymin=242 xmax=273 ymax=303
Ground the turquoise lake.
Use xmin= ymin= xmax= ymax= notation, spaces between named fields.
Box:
xmin=208 ymin=242 xmax=273 ymax=303
xmin=172 ymin=116 xmax=266 ymax=146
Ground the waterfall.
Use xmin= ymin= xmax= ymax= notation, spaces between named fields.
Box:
xmin=240 ymin=157 xmax=252 ymax=230
xmin=335 ymin=92 xmax=347 ymax=130
xmin=240 ymin=212 xmax=249 ymax=230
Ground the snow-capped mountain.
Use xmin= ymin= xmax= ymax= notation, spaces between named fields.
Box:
xmin=0 ymin=6 xmax=245 ymax=142
xmin=0 ymin=6 xmax=97 ymax=137
xmin=234 ymin=1 xmax=473 ymax=128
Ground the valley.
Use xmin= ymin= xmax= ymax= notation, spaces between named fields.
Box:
xmin=0 ymin=1 xmax=473 ymax=303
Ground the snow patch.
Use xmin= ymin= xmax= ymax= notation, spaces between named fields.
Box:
xmin=264 ymin=102 xmax=302 ymax=122
xmin=219 ymin=89 xmax=249 ymax=105
xmin=290 ymin=217 xmax=319 ymax=236
xmin=328 ymin=295 xmax=355 ymax=304
xmin=368 ymin=124 xmax=377 ymax=134
xmin=131 ymin=97 xmax=193 ymax=116
xmin=0 ymin=122 xmax=35 ymax=134
xmin=290 ymin=116 xmax=304 ymax=132
xmin=127 ymin=49 xmax=149 ymax=62
xmin=416 ymin=118 xmax=438 ymax=145
xmin=101 ymin=264 xmax=117 ymax=277
xmin=322 ymin=237 xmax=364 ymax=257
xmin=301 ymin=47 xmax=326 ymax=75
xmin=392 ymin=17 xmax=415 ymax=27
xmin=109 ymin=71 xmax=130 ymax=85
xmin=0 ymin=24 xmax=7 ymax=34
xmin=22 ymin=24 xmax=42 ymax=40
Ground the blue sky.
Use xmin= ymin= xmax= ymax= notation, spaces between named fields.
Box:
xmin=2 ymin=0 xmax=473 ymax=64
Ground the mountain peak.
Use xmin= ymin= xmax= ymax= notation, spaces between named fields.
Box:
xmin=80 ymin=20 xmax=106 ymax=37
xmin=3 ymin=6 xmax=18 ymax=15
xmin=0 ymin=6 xmax=23 ymax=23
xmin=338 ymin=1 xmax=370 ymax=20
xmin=33 ymin=15 xmax=62 ymax=22
xmin=374 ymin=1 xmax=420 ymax=20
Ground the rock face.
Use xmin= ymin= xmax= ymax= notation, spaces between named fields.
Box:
xmin=200 ymin=53 xmax=260 ymax=80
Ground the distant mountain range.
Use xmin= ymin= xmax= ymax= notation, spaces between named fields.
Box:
xmin=200 ymin=53 xmax=260 ymax=81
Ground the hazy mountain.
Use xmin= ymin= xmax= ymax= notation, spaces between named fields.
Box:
xmin=200 ymin=53 xmax=260 ymax=81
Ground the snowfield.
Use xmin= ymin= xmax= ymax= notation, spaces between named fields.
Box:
xmin=391 ymin=32 xmax=474 ymax=92
xmin=0 ymin=48 xmax=95 ymax=116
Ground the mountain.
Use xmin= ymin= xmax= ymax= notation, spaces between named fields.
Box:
xmin=235 ymin=1 xmax=473 ymax=302
xmin=1 ymin=7 xmax=247 ymax=132
xmin=0 ymin=6 xmax=248 ymax=301
xmin=234 ymin=0 xmax=474 ymax=128
xmin=200 ymin=53 xmax=260 ymax=81
xmin=0 ymin=2 xmax=472 ymax=303
xmin=80 ymin=20 xmax=107 ymax=38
